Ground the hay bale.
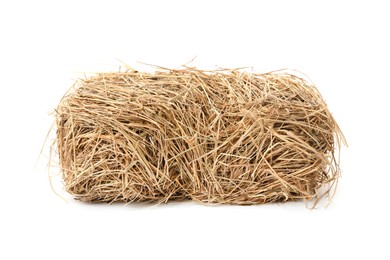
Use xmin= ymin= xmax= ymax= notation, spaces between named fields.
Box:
xmin=55 ymin=68 xmax=344 ymax=205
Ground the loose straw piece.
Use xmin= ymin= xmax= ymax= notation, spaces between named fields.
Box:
xmin=55 ymin=68 xmax=344 ymax=205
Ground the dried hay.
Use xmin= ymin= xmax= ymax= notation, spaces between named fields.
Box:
xmin=55 ymin=67 xmax=345 ymax=205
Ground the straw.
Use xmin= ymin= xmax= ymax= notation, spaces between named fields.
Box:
xmin=55 ymin=67 xmax=345 ymax=205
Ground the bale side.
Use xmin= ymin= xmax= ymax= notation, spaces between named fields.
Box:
xmin=56 ymin=69 xmax=343 ymax=204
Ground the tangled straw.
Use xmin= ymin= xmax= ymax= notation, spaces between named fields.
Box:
xmin=55 ymin=68 xmax=344 ymax=205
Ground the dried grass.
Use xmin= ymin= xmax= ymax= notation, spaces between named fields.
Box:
xmin=55 ymin=67 xmax=345 ymax=205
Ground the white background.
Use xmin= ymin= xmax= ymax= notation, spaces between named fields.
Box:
xmin=1 ymin=0 xmax=389 ymax=259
